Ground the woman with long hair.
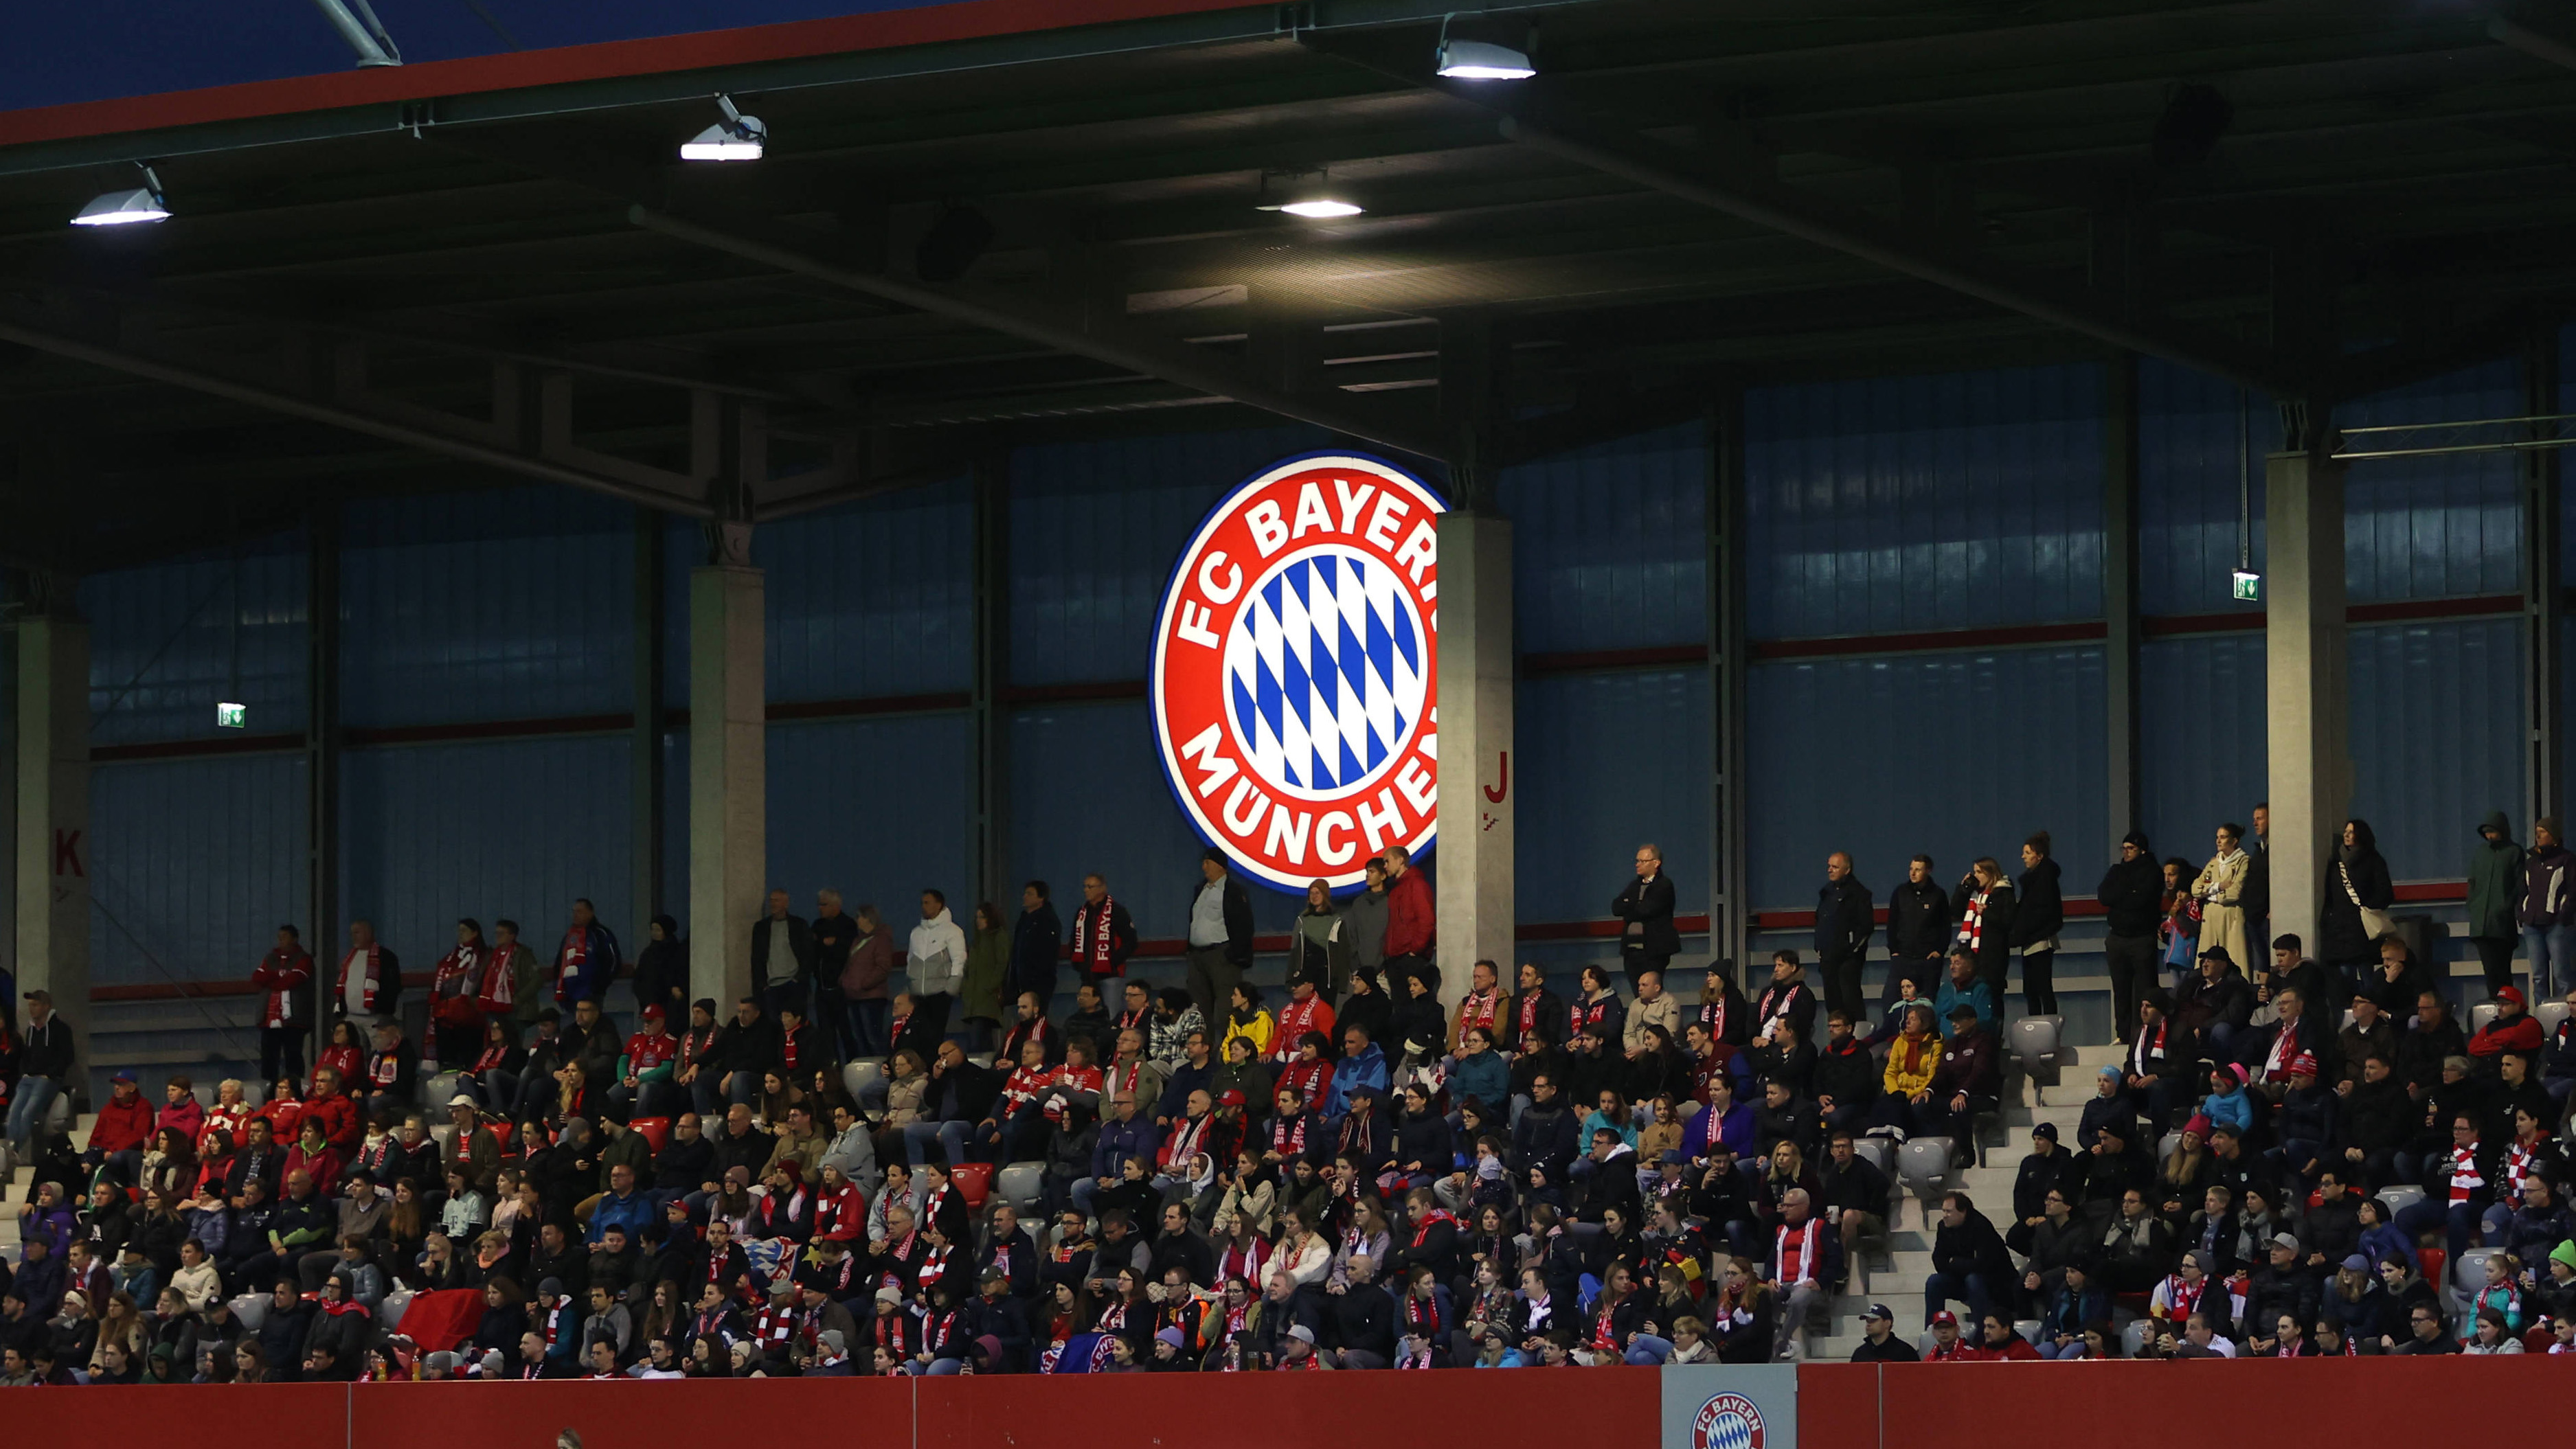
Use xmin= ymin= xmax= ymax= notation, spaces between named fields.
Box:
xmin=2318 ymin=818 xmax=2395 ymax=981
xmin=2189 ymin=825 xmax=2254 ymax=981
xmin=1952 ymin=858 xmax=2018 ymax=1018
xmin=461 ymin=1016 xmax=526 ymax=1115
xmin=1708 ymin=1257 xmax=1775 ymax=1364
xmin=1570 ymin=964 xmax=1625 ymax=1047
xmin=2158 ymin=855 xmax=2204 ymax=980
xmin=1290 ymin=880 xmax=1341 ymax=992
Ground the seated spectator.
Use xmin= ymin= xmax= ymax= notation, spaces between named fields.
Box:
xmin=1922 ymin=1191 xmax=2008 ymax=1328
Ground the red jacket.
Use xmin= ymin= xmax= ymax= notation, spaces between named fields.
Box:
xmin=157 ymin=1098 xmax=206 ymax=1143
xmin=813 ymin=1183 xmax=868 ymax=1242
xmin=1383 ymin=869 xmax=1435 ymax=959
xmin=303 ymin=1092 xmax=363 ymax=1159
xmin=87 ymin=1093 xmax=155 ymax=1154
xmin=253 ymin=946 xmax=314 ymax=1029
xmin=2468 ymin=1013 xmax=2544 ymax=1058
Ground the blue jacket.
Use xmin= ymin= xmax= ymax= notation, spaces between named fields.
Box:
xmin=1682 ymin=1100 xmax=1756 ymax=1161
xmin=1329 ymin=1044 xmax=1390 ymax=1117
xmin=587 ymin=1187 xmax=657 ymax=1245
xmin=1933 ymin=977 xmax=1997 ymax=1040
xmin=1092 ymin=1115 xmax=1160 ymax=1180
xmin=2199 ymin=1086 xmax=2255 ymax=1137
xmin=556 ymin=921 xmax=622 ymax=1003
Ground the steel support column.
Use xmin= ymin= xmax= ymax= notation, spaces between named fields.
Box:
xmin=1710 ymin=389 xmax=1751 ymax=974
xmin=633 ymin=507 xmax=668 ymax=935
xmin=306 ymin=503 xmax=343 ymax=1070
xmin=2527 ymin=331 xmax=2563 ymax=829
xmin=2104 ymin=355 xmax=2144 ymax=841
xmin=972 ymin=453 xmax=1012 ymax=920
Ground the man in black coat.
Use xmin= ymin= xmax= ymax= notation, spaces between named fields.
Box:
xmin=1882 ymin=856 xmax=1953 ymax=1012
xmin=2011 ymin=832 xmax=2066 ymax=1018
xmin=2097 ymin=831 xmax=2164 ymax=1046
xmin=1325 ymin=1254 xmax=1397 ymax=1369
xmin=1182 ymin=849 xmax=1257 ymax=1025
xmin=749 ymin=890 xmax=815 ymax=1016
xmin=1922 ymin=1190 xmax=2011 ymax=1327
xmin=1010 ymin=882 xmax=1065 ymax=1014
xmin=1814 ymin=852 xmax=1875 ymax=1021
xmin=1614 ymin=843 xmax=1681 ymax=990
xmin=705 ymin=996 xmax=782 ymax=1110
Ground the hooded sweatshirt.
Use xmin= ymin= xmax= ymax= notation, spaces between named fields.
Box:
xmin=909 ymin=909 xmax=969 ymax=996
xmin=2467 ymin=812 xmax=2523 ymax=939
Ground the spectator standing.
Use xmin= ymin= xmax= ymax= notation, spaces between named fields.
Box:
xmin=1814 ymin=852 xmax=1873 ymax=1022
xmin=1379 ymin=847 xmax=1435 ymax=992
xmin=2318 ymin=820 xmax=2394 ymax=987
xmin=1950 ymin=860 xmax=2015 ymax=1020
xmin=910 ymin=891 xmax=971 ymax=1027
xmin=811 ymin=891 xmax=860 ymax=1055
xmin=2098 ymin=832 xmax=2162 ymax=1046
xmin=2244 ymin=803 xmax=2272 ymax=967
xmin=962 ymin=902 xmax=1013 ymax=1038
xmin=2466 ymin=812 xmax=2523 ymax=999
xmin=2013 ymin=832 xmax=2064 ymax=1018
xmin=1882 ymin=856 xmax=1952 ymax=1013
xmin=333 ymin=920 xmax=401 ymax=1026
xmin=427 ymin=919 xmax=491 ymax=1069
xmin=1069 ymin=874 xmax=1138 ymax=984
xmin=1184 ymin=850 xmax=1256 ymax=1027
xmin=749 ymin=890 xmax=814 ymax=1016
xmin=554 ymin=899 xmax=622 ymax=1009
xmin=1613 ymin=844 xmax=1680 ymax=990
xmin=2191 ymin=825 xmax=2255 ymax=981
xmin=479 ymin=919 xmax=545 ymax=1036
xmin=2520 ymin=818 xmax=2574 ymax=1001
xmin=629 ymin=915 xmax=688 ymax=1029
xmin=251 ymin=926 xmax=315 ymax=1086
xmin=1337 ymin=862 xmax=1391 ymax=988
xmin=842 ymin=906 xmax=897 ymax=1058
xmin=1009 ymin=882 xmax=1064 ymax=1014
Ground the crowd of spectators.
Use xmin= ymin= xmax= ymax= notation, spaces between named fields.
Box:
xmin=1 ymin=815 xmax=2573 ymax=1383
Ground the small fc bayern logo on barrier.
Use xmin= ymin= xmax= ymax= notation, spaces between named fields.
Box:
xmin=1691 ymin=1394 xmax=1765 ymax=1449
xmin=1151 ymin=453 xmax=1444 ymax=893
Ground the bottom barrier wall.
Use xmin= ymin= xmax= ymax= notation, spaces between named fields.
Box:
xmin=4 ymin=1358 xmax=2557 ymax=1448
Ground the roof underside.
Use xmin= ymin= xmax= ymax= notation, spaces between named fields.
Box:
xmin=3 ymin=0 xmax=2573 ymax=569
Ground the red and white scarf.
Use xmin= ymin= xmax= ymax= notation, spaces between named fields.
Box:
xmin=1219 ymin=1236 xmax=1268 ymax=1286
xmin=1957 ymin=889 xmax=1993 ymax=952
xmin=1073 ymin=898 xmax=1123 ymax=975
xmin=2161 ymin=1273 xmax=2206 ymax=1321
xmin=475 ymin=945 xmax=521 ymax=1014
xmin=1695 ymin=996 xmax=1730 ymax=1042
xmin=1267 ymin=1113 xmax=1309 ymax=1159
xmin=1775 ymin=1218 xmax=1821 ymax=1286
xmin=1456 ymin=989 xmax=1503 ymax=1042
xmin=337 ymin=946 xmax=392 ymax=1014
xmin=1275 ymin=995 xmax=1331 ymax=1062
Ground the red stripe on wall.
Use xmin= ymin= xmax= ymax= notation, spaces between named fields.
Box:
xmin=1521 ymin=645 xmax=1710 ymax=676
xmin=0 ymin=0 xmax=1264 ymax=148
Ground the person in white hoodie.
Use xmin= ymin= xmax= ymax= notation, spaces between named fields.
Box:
xmin=909 ymin=889 xmax=969 ymax=1017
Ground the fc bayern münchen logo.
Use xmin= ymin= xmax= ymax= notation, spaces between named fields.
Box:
xmin=1691 ymin=1394 xmax=1765 ymax=1449
xmin=1151 ymin=453 xmax=1445 ymax=893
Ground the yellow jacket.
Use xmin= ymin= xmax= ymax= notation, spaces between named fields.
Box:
xmin=1883 ymin=1033 xmax=1943 ymax=1097
xmin=1222 ymin=1009 xmax=1276 ymax=1060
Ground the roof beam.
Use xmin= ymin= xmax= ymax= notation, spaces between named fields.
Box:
xmin=1489 ymin=107 xmax=2310 ymax=398
xmin=0 ymin=314 xmax=717 ymax=516
xmin=627 ymin=205 xmax=1447 ymax=461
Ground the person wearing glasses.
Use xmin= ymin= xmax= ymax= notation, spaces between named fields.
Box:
xmin=2383 ymin=1301 xmax=2463 ymax=1354
xmin=1612 ymin=844 xmax=1680 ymax=991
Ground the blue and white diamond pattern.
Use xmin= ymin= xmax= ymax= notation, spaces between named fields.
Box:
xmin=1222 ymin=543 xmax=1427 ymax=803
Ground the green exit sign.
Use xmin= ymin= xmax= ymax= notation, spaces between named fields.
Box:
xmin=2232 ymin=570 xmax=2262 ymax=602
xmin=216 ymin=701 xmax=247 ymax=729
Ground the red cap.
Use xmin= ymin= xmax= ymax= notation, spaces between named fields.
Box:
xmin=640 ymin=1003 xmax=665 ymax=1021
xmin=2498 ymin=985 xmax=2526 ymax=1009
xmin=1217 ymin=1089 xmax=1247 ymax=1108
xmin=2288 ymin=1051 xmax=2318 ymax=1078
xmin=1931 ymin=1310 xmax=1958 ymax=1327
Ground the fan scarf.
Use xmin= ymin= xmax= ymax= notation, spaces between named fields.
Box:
xmin=1073 ymin=898 xmax=1125 ymax=975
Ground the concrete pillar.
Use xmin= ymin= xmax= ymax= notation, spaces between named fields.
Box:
xmin=15 ymin=613 xmax=91 ymax=1092
xmin=688 ymin=563 xmax=765 ymax=1009
xmin=1433 ymin=510 xmax=1513 ymax=1014
xmin=2263 ymin=444 xmax=2350 ymax=965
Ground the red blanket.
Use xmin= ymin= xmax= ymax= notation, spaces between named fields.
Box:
xmin=394 ymin=1290 xmax=486 ymax=1352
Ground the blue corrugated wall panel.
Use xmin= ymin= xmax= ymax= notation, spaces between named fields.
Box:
xmin=340 ymin=487 xmax=635 ymax=727
xmin=2137 ymin=634 xmax=2268 ymax=863
xmin=2348 ymin=618 xmax=2523 ymax=880
xmin=1745 ymin=646 xmax=2107 ymax=908
xmin=661 ymin=729 xmax=690 ymax=935
xmin=2138 ymin=359 xmax=2272 ymax=619
xmin=1742 ymin=364 xmax=2104 ymax=639
xmin=1498 ymin=423 xmax=1709 ymax=654
xmin=341 ymin=737 xmax=635 ymax=966
xmin=762 ymin=477 xmax=974 ymax=701
xmin=89 ymin=753 xmax=308 ymax=987
xmin=662 ymin=514 xmax=699 ymax=712
xmin=83 ymin=534 xmax=308 ymax=746
xmin=2338 ymin=361 xmax=2522 ymax=604
xmin=1516 ymin=668 xmax=1710 ymax=924
xmin=1008 ymin=700 xmax=1305 ymax=937
xmin=765 ymin=714 xmax=975 ymax=921
xmin=1008 ymin=424 xmax=1328 ymax=686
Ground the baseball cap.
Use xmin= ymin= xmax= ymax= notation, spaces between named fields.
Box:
xmin=2341 ymin=1254 xmax=2370 ymax=1273
xmin=448 ymin=1094 xmax=477 ymax=1109
xmin=1287 ymin=1325 xmax=1317 ymax=1344
xmin=1659 ymin=1149 xmax=1684 ymax=1165
xmin=2270 ymin=1232 xmax=2299 ymax=1252
xmin=1930 ymin=1310 xmax=1957 ymax=1327
xmin=1217 ymin=1089 xmax=1247 ymax=1108
xmin=1946 ymin=1001 xmax=1979 ymax=1020
xmin=641 ymin=1003 xmax=666 ymax=1021
xmin=111 ymin=1071 xmax=135 ymax=1084
xmin=2498 ymin=985 xmax=2527 ymax=1008
xmin=22 ymin=989 xmax=50 ymax=1005
xmin=1862 ymin=1303 xmax=1893 ymax=1323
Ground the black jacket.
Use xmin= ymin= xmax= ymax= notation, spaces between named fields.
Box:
xmin=705 ymin=1015 xmax=782 ymax=1080
xmin=2012 ymin=858 xmax=2065 ymax=948
xmin=18 ymin=1014 xmax=74 ymax=1081
xmin=1327 ymin=1281 xmax=1396 ymax=1358
xmin=1950 ymin=880 xmax=2016 ymax=980
xmin=630 ymin=917 xmax=686 ymax=1018
xmin=2097 ymin=855 xmax=2164 ymax=938
xmin=1612 ymin=873 xmax=1681 ymax=961
xmin=1188 ymin=874 xmax=1258 ymax=968
xmin=2318 ymin=823 xmax=2395 ymax=966
xmin=749 ymin=913 xmax=816 ymax=996
xmin=1010 ymin=902 xmax=1063 ymax=999
xmin=1815 ymin=875 xmax=1874 ymax=964
xmin=1931 ymin=1209 xmax=2011 ymax=1282
xmin=1885 ymin=879 xmax=1953 ymax=959
xmin=1813 ymin=1038 xmax=1878 ymax=1111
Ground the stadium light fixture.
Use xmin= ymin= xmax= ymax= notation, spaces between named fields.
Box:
xmin=681 ymin=95 xmax=767 ymax=161
xmin=1436 ymin=38 xmax=1536 ymax=80
xmin=71 ymin=164 xmax=170 ymax=227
